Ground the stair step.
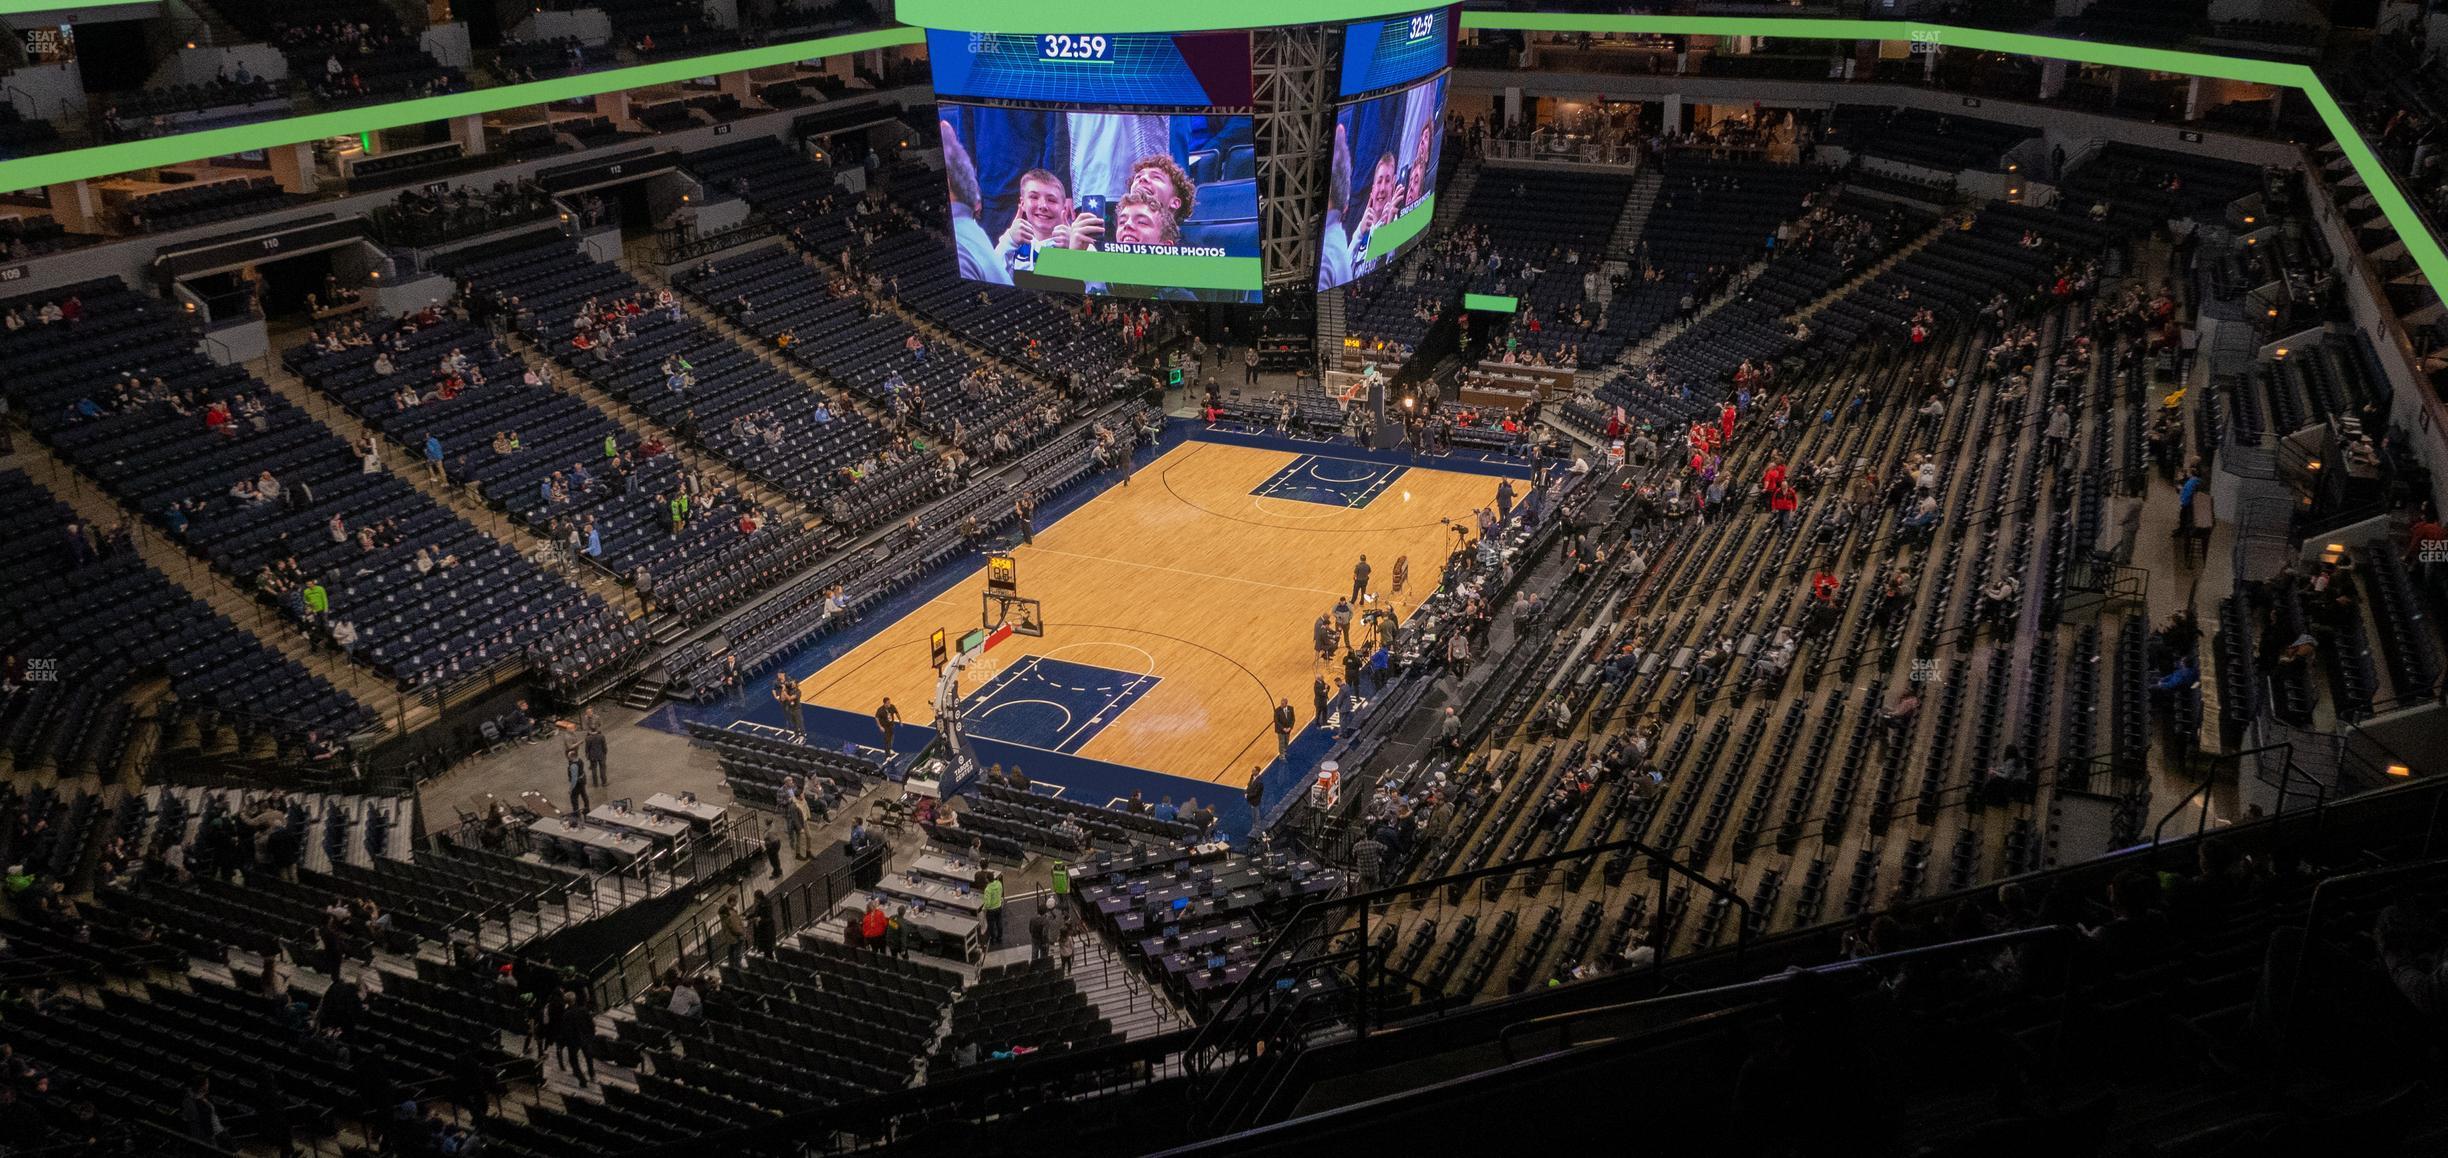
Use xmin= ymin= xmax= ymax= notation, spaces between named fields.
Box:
xmin=10 ymin=434 xmax=426 ymax=745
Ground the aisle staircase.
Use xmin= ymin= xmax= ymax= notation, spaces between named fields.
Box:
xmin=254 ymin=350 xmax=628 ymax=603
xmin=1597 ymin=249 xmax=1772 ymax=387
xmin=1784 ymin=214 xmax=1952 ymax=326
xmin=179 ymin=0 xmax=258 ymax=50
xmin=11 ymin=437 xmax=426 ymax=739
xmin=1434 ymin=158 xmax=1481 ymax=230
xmin=489 ymin=321 xmax=808 ymax=534
xmin=1317 ymin=290 xmax=1349 ymax=361
xmin=1604 ymin=169 xmax=1664 ymax=268
xmin=1063 ymin=925 xmax=1192 ymax=1041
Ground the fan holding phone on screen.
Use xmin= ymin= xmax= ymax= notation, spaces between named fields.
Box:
xmin=1351 ymin=151 xmax=1401 ymax=264
xmin=993 ymin=169 xmax=1105 ymax=274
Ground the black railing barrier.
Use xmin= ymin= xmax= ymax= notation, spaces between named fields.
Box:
xmin=598 ymin=772 xmax=2448 ymax=1157
xmin=1493 ymin=924 xmax=2075 ymax=1062
xmin=616 ymin=1026 xmax=1199 ymax=1157
xmin=421 ymin=810 xmax=764 ymax=985
xmin=657 ymin=216 xmax=783 ymax=265
xmin=1149 ymin=926 xmax=2081 ymax=1156
xmin=1265 ymin=468 xmax=1596 ymax=846
xmin=1182 ymin=835 xmax=1752 ymax=1128
xmin=2275 ymin=855 xmax=2448 ymax=1081
xmin=1195 ymin=767 xmax=2448 ymax=1130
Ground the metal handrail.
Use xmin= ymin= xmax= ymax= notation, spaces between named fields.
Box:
xmin=2152 ymin=742 xmax=2325 ymax=848
xmin=2151 ymin=759 xmax=2220 ymax=847
xmin=446 ymin=812 xmax=755 ymax=955
xmin=2276 ymin=750 xmax=2327 ymax=804
xmin=763 ymin=837 xmax=880 ymax=933
xmin=2275 ymin=854 xmax=2448 ymax=1078
xmin=1494 ymin=923 xmax=2074 ymax=1061
xmin=617 ymin=1025 xmax=1200 ymax=1157
xmin=1183 ymin=835 xmax=1753 ymax=1085
xmin=415 ymin=652 xmax=529 ymax=711
xmin=657 ymin=216 xmax=783 ymax=264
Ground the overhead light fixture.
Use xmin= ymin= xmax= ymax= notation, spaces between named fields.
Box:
xmin=2388 ymin=764 xmax=2412 ymax=778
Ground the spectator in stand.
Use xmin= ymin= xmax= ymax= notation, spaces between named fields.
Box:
xmin=982 ymin=872 xmax=1005 ymax=946
xmin=566 ymin=749 xmax=591 ymax=815
xmin=875 ymin=697 xmax=901 ymax=750
xmin=584 ymin=722 xmax=609 ymax=788
xmin=667 ymin=974 xmax=702 ymax=1018
xmin=182 ymin=1073 xmax=230 ymax=1150
xmin=2376 ymin=898 xmax=2448 ymax=1017
xmin=750 ymin=892 xmax=777 ymax=958
xmin=555 ymin=988 xmax=597 ymax=1087
xmin=774 ymin=673 xmax=804 ymax=737
xmin=1880 ymin=688 xmax=1922 ymax=741
xmin=781 ymin=775 xmax=813 ymax=858
xmin=1029 ymin=901 xmax=1054 ymax=962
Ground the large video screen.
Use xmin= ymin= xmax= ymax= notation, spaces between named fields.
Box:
xmin=1318 ymin=73 xmax=1446 ymax=292
xmin=940 ymin=102 xmax=1262 ymax=302
xmin=927 ymin=30 xmax=1254 ymax=107
xmin=1338 ymin=6 xmax=1456 ymax=97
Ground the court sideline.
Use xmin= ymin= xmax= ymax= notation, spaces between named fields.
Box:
xmin=795 ymin=439 xmax=1511 ymax=784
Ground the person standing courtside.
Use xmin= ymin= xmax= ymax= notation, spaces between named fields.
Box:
xmin=781 ymin=775 xmax=812 ymax=858
xmin=875 ymin=697 xmax=901 ymax=751
xmin=1273 ymin=698 xmax=1297 ymax=754
xmin=982 ymin=871 xmax=1005 ymax=946
xmin=566 ymin=750 xmax=591 ymax=815
xmin=1244 ymin=344 xmax=1260 ymax=386
xmin=584 ymin=722 xmax=609 ymax=788
xmin=774 ymin=673 xmax=804 ymax=738
xmin=1351 ymin=554 xmax=1372 ymax=603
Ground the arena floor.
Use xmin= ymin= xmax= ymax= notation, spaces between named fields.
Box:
xmin=794 ymin=439 xmax=1510 ymax=786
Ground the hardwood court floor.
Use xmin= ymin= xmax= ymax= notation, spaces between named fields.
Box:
xmin=796 ymin=440 xmax=1505 ymax=786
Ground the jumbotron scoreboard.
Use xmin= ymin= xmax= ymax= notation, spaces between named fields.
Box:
xmin=907 ymin=2 xmax=1458 ymax=303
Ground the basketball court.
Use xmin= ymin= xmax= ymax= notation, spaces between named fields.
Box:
xmin=793 ymin=438 xmax=1510 ymax=786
